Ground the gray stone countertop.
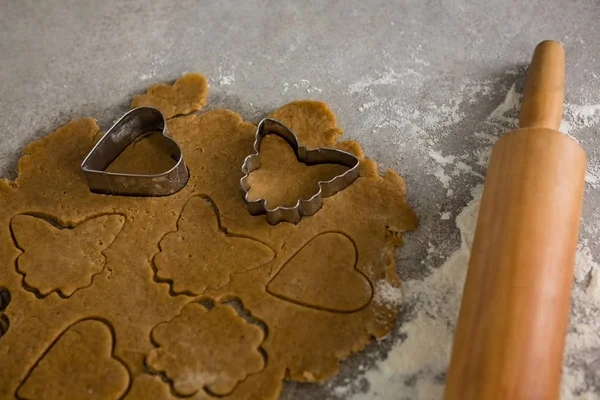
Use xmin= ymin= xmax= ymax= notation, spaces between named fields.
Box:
xmin=2 ymin=1 xmax=600 ymax=398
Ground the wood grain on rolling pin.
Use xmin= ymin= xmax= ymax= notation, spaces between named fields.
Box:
xmin=445 ymin=41 xmax=586 ymax=400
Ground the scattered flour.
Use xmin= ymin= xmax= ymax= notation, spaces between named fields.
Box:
xmin=139 ymin=73 xmax=154 ymax=81
xmin=332 ymin=78 xmax=600 ymax=399
xmin=350 ymin=61 xmax=600 ymax=195
xmin=359 ymin=101 xmax=378 ymax=112
xmin=349 ymin=67 xmax=421 ymax=95
xmin=427 ymin=149 xmax=483 ymax=195
xmin=138 ymin=54 xmax=165 ymax=83
xmin=561 ymin=240 xmax=600 ymax=399
xmin=282 ymin=79 xmax=323 ymax=95
xmin=333 ymin=384 xmax=352 ymax=397
xmin=218 ymin=75 xmax=234 ymax=86
xmin=585 ymin=157 xmax=600 ymax=189
xmin=340 ymin=183 xmax=600 ymax=400
xmin=345 ymin=186 xmax=481 ymax=400
xmin=211 ymin=66 xmax=235 ymax=86
xmin=219 ymin=75 xmax=235 ymax=85
xmin=489 ymin=83 xmax=520 ymax=122
xmin=349 ymin=64 xmax=499 ymax=195
xmin=565 ymin=104 xmax=600 ymax=131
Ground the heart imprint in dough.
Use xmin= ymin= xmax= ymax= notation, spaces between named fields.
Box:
xmin=267 ymin=232 xmax=372 ymax=313
xmin=17 ymin=319 xmax=130 ymax=400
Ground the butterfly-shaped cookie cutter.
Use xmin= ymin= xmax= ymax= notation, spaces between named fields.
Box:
xmin=240 ymin=118 xmax=360 ymax=225
xmin=81 ymin=107 xmax=189 ymax=196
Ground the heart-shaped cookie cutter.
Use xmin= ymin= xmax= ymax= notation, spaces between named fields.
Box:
xmin=240 ymin=118 xmax=360 ymax=225
xmin=81 ymin=107 xmax=189 ymax=196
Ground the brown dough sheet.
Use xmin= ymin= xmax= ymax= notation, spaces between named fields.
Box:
xmin=0 ymin=73 xmax=417 ymax=399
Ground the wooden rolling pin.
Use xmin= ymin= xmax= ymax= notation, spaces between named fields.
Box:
xmin=444 ymin=41 xmax=587 ymax=399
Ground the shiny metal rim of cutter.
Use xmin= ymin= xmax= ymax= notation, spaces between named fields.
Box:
xmin=240 ymin=118 xmax=360 ymax=225
xmin=81 ymin=107 xmax=189 ymax=196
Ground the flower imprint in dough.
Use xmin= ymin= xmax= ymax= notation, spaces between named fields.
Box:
xmin=146 ymin=300 xmax=266 ymax=396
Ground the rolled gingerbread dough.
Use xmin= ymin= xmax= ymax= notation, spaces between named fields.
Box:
xmin=0 ymin=73 xmax=417 ymax=399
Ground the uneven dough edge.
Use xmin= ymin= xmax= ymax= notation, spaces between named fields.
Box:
xmin=0 ymin=75 xmax=418 ymax=400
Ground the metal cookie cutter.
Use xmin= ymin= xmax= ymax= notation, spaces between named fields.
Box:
xmin=240 ymin=118 xmax=360 ymax=225
xmin=81 ymin=107 xmax=189 ymax=196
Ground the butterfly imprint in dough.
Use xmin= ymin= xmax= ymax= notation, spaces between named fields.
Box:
xmin=10 ymin=214 xmax=125 ymax=298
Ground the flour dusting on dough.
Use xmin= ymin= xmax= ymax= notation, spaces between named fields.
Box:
xmin=373 ymin=280 xmax=403 ymax=307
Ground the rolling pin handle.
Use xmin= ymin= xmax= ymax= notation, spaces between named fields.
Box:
xmin=519 ymin=40 xmax=565 ymax=131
